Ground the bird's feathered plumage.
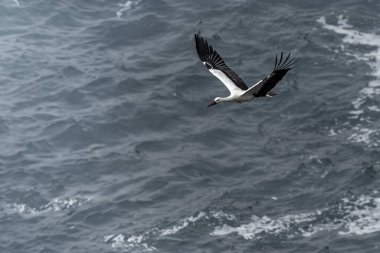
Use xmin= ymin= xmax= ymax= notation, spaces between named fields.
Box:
xmin=194 ymin=33 xmax=295 ymax=107
xmin=243 ymin=52 xmax=296 ymax=97
xmin=194 ymin=34 xmax=248 ymax=91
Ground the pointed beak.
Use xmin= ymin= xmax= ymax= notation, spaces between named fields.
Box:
xmin=207 ymin=101 xmax=217 ymax=108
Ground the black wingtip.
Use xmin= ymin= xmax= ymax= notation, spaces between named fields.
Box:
xmin=194 ymin=33 xmax=203 ymax=46
xmin=273 ymin=52 xmax=296 ymax=71
xmin=274 ymin=54 xmax=278 ymax=69
xmin=194 ymin=33 xmax=199 ymax=42
xmin=194 ymin=33 xmax=206 ymax=49
xmin=279 ymin=52 xmax=283 ymax=67
xmin=194 ymin=33 xmax=213 ymax=63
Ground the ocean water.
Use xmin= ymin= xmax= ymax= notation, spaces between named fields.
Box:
xmin=0 ymin=0 xmax=379 ymax=252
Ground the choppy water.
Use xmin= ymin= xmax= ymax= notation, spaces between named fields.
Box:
xmin=0 ymin=0 xmax=379 ymax=252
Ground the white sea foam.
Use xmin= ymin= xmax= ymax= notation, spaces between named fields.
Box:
xmin=211 ymin=194 xmax=380 ymax=240
xmin=339 ymin=196 xmax=380 ymax=235
xmin=104 ymin=199 xmax=380 ymax=251
xmin=348 ymin=127 xmax=377 ymax=146
xmin=210 ymin=210 xmax=237 ymax=221
xmin=104 ymin=210 xmax=236 ymax=251
xmin=211 ymin=211 xmax=325 ymax=239
xmin=317 ymin=15 xmax=380 ymax=147
xmin=116 ymin=0 xmax=141 ymax=19
xmin=104 ymin=233 xmax=156 ymax=252
xmin=367 ymin=105 xmax=380 ymax=112
xmin=104 ymin=212 xmax=207 ymax=252
xmin=5 ymin=195 xmax=92 ymax=216
xmin=160 ymin=211 xmax=206 ymax=236
xmin=6 ymin=203 xmax=39 ymax=215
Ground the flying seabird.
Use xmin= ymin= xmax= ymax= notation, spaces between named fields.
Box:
xmin=194 ymin=34 xmax=295 ymax=107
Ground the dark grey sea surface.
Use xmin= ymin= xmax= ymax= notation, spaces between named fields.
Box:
xmin=0 ymin=0 xmax=379 ymax=252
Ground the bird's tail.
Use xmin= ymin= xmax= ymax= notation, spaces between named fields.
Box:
xmin=266 ymin=91 xmax=277 ymax=97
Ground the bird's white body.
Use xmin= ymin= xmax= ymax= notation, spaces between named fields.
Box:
xmin=216 ymin=91 xmax=255 ymax=103
xmin=209 ymin=67 xmax=265 ymax=103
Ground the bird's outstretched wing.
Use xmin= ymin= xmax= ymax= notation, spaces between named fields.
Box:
xmin=243 ymin=52 xmax=295 ymax=97
xmin=195 ymin=34 xmax=248 ymax=94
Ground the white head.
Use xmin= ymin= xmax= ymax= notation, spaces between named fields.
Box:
xmin=207 ymin=97 xmax=222 ymax=108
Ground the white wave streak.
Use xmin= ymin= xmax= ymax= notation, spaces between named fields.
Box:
xmin=13 ymin=0 xmax=20 ymax=6
xmin=116 ymin=0 xmax=141 ymax=19
xmin=211 ymin=211 xmax=329 ymax=240
xmin=160 ymin=211 xmax=206 ymax=236
xmin=339 ymin=195 xmax=380 ymax=235
xmin=6 ymin=195 xmax=92 ymax=215
xmin=317 ymin=15 xmax=380 ymax=147
xmin=103 ymin=212 xmax=207 ymax=252
xmin=104 ymin=234 xmax=156 ymax=252
xmin=104 ymin=210 xmax=236 ymax=251
xmin=211 ymin=195 xmax=380 ymax=240
xmin=210 ymin=210 xmax=237 ymax=221
xmin=347 ymin=127 xmax=377 ymax=145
